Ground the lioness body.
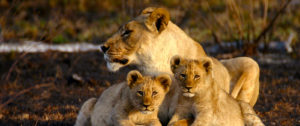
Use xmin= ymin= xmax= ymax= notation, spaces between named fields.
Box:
xmin=75 ymin=71 xmax=171 ymax=126
xmin=99 ymin=8 xmax=232 ymax=124
xmin=221 ymin=57 xmax=260 ymax=106
xmin=99 ymin=7 xmax=260 ymax=108
xmin=168 ymin=57 xmax=264 ymax=126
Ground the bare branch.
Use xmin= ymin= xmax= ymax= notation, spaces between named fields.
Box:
xmin=5 ymin=52 xmax=29 ymax=82
xmin=253 ymin=0 xmax=292 ymax=44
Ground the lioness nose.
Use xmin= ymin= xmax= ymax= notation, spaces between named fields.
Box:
xmin=100 ymin=45 xmax=110 ymax=53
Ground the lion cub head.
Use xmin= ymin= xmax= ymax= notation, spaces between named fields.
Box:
xmin=126 ymin=70 xmax=171 ymax=114
xmin=170 ymin=56 xmax=213 ymax=97
xmin=100 ymin=7 xmax=170 ymax=71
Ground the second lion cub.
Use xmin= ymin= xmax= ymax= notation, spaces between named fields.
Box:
xmin=168 ymin=56 xmax=264 ymax=126
xmin=75 ymin=70 xmax=171 ymax=126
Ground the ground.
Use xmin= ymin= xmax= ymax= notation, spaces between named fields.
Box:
xmin=0 ymin=47 xmax=299 ymax=126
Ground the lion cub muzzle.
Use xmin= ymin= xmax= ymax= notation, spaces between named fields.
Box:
xmin=182 ymin=86 xmax=195 ymax=97
xmin=140 ymin=94 xmax=155 ymax=114
xmin=141 ymin=102 xmax=154 ymax=114
xmin=141 ymin=105 xmax=154 ymax=115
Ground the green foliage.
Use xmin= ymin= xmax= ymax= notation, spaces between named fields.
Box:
xmin=52 ymin=34 xmax=68 ymax=44
xmin=0 ymin=0 xmax=299 ymax=44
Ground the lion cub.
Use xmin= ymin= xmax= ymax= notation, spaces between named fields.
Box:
xmin=168 ymin=56 xmax=264 ymax=126
xmin=75 ymin=70 xmax=171 ymax=126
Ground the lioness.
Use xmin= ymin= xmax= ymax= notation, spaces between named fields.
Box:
xmin=99 ymin=7 xmax=260 ymax=107
xmin=99 ymin=7 xmax=231 ymax=124
xmin=168 ymin=56 xmax=264 ymax=126
xmin=75 ymin=70 xmax=171 ymax=126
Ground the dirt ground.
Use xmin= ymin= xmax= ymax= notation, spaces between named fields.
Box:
xmin=0 ymin=49 xmax=299 ymax=126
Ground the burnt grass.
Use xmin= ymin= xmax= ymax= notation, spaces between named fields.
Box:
xmin=0 ymin=50 xmax=299 ymax=126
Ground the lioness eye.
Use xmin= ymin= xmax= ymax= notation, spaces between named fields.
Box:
xmin=152 ymin=91 xmax=158 ymax=96
xmin=122 ymin=30 xmax=133 ymax=37
xmin=137 ymin=91 xmax=144 ymax=96
xmin=194 ymin=75 xmax=200 ymax=79
xmin=180 ymin=74 xmax=186 ymax=78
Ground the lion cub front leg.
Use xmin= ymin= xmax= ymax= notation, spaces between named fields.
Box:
xmin=112 ymin=104 xmax=135 ymax=126
xmin=112 ymin=112 xmax=135 ymax=126
xmin=147 ymin=119 xmax=162 ymax=126
xmin=168 ymin=104 xmax=191 ymax=126
xmin=191 ymin=109 xmax=212 ymax=126
xmin=113 ymin=113 xmax=135 ymax=126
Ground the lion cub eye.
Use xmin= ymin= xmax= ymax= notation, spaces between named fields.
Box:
xmin=194 ymin=75 xmax=200 ymax=79
xmin=122 ymin=30 xmax=133 ymax=37
xmin=137 ymin=91 xmax=144 ymax=96
xmin=180 ymin=74 xmax=186 ymax=78
xmin=152 ymin=91 xmax=158 ymax=96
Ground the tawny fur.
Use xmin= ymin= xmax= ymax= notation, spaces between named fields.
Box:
xmin=221 ymin=57 xmax=260 ymax=106
xmin=75 ymin=70 xmax=171 ymax=126
xmin=77 ymin=7 xmax=261 ymax=125
xmin=75 ymin=98 xmax=97 ymax=126
xmin=99 ymin=7 xmax=233 ymax=124
xmin=99 ymin=7 xmax=260 ymax=110
xmin=168 ymin=57 xmax=264 ymax=126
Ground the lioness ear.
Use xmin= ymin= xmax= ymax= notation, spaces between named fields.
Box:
xmin=170 ymin=55 xmax=183 ymax=73
xmin=145 ymin=7 xmax=170 ymax=33
xmin=127 ymin=70 xmax=143 ymax=88
xmin=156 ymin=74 xmax=171 ymax=92
xmin=141 ymin=7 xmax=157 ymax=14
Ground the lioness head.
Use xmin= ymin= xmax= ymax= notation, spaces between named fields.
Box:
xmin=126 ymin=70 xmax=171 ymax=114
xmin=100 ymin=7 xmax=170 ymax=71
xmin=170 ymin=56 xmax=213 ymax=97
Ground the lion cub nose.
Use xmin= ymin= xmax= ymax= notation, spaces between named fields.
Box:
xmin=100 ymin=45 xmax=110 ymax=53
xmin=143 ymin=104 xmax=150 ymax=108
xmin=185 ymin=87 xmax=192 ymax=91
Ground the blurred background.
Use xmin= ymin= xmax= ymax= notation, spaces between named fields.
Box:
xmin=0 ymin=0 xmax=299 ymax=125
xmin=0 ymin=0 xmax=299 ymax=50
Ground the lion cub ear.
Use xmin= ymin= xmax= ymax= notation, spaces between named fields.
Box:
xmin=145 ymin=7 xmax=170 ymax=33
xmin=199 ymin=58 xmax=213 ymax=75
xmin=127 ymin=70 xmax=143 ymax=88
xmin=170 ymin=55 xmax=183 ymax=73
xmin=156 ymin=74 xmax=171 ymax=92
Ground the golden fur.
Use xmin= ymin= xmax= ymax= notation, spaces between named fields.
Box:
xmin=168 ymin=57 xmax=264 ymax=126
xmin=99 ymin=7 xmax=233 ymax=124
xmin=99 ymin=7 xmax=260 ymax=109
xmin=221 ymin=57 xmax=260 ymax=106
xmin=75 ymin=70 xmax=171 ymax=126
